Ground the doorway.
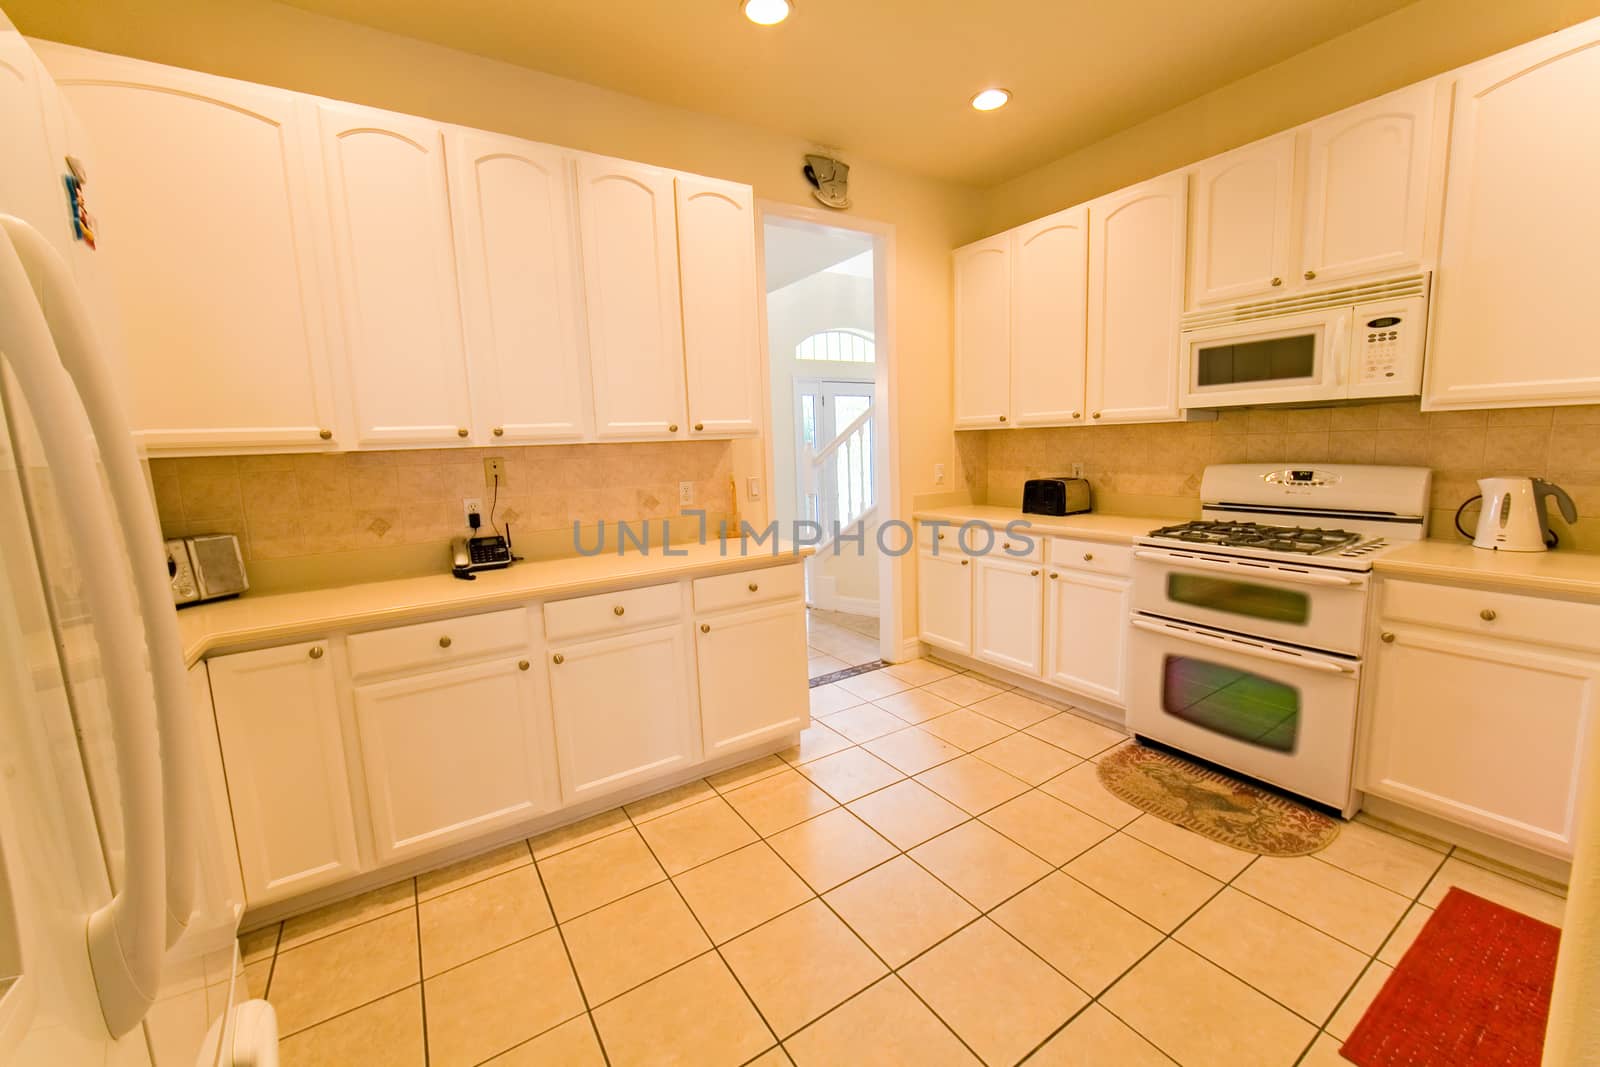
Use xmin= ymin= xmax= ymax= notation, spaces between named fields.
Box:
xmin=760 ymin=214 xmax=891 ymax=683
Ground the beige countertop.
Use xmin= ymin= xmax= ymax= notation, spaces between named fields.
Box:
xmin=175 ymin=540 xmax=812 ymax=666
xmin=911 ymin=505 xmax=1168 ymax=545
xmin=1374 ymin=541 xmax=1600 ymax=602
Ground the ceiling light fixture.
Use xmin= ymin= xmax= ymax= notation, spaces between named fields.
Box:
xmin=742 ymin=0 xmax=792 ymax=25
xmin=970 ymin=88 xmax=1011 ymax=112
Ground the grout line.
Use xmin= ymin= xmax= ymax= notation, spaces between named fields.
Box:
xmin=412 ymin=878 xmax=430 ymax=1067
xmin=521 ymin=836 xmax=612 ymax=1067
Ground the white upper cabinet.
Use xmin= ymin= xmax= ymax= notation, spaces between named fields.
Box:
xmin=447 ymin=129 xmax=590 ymax=443
xmin=1086 ymin=174 xmax=1187 ymax=424
xmin=1011 ymin=206 xmax=1089 ymax=427
xmin=1425 ymin=22 xmax=1600 ymax=410
xmin=319 ymin=102 xmax=473 ymax=446
xmin=43 ymin=49 xmax=342 ymax=451
xmin=953 ymin=235 xmax=1012 ymax=428
xmin=1188 ymin=133 xmax=1295 ymax=306
xmin=576 ymin=156 xmax=689 ymax=439
xmin=676 ymin=175 xmax=762 ymax=437
xmin=1300 ymin=83 xmax=1439 ymax=287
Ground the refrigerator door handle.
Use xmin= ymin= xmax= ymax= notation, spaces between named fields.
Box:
xmin=0 ymin=216 xmax=164 ymax=1037
xmin=0 ymin=216 xmax=199 ymax=945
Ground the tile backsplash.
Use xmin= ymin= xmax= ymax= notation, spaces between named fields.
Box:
xmin=151 ymin=441 xmax=734 ymax=562
xmin=976 ymin=400 xmax=1600 ymax=550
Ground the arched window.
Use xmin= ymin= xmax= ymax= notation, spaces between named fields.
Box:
xmin=795 ymin=328 xmax=874 ymax=363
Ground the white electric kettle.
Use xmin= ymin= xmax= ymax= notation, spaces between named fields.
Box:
xmin=1470 ymin=477 xmax=1579 ymax=552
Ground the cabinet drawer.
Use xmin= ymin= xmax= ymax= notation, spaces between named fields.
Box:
xmin=694 ymin=564 xmax=803 ymax=614
xmin=545 ymin=581 xmax=682 ymax=643
xmin=916 ymin=522 xmax=1041 ymax=561
xmin=1047 ymin=538 xmax=1132 ymax=576
xmin=1380 ymin=579 xmax=1600 ymax=654
xmin=348 ymin=608 xmax=529 ymax=680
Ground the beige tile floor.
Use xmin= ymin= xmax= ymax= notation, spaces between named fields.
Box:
xmin=245 ymin=657 xmax=1569 ymax=1067
xmin=806 ymin=609 xmax=881 ymax=680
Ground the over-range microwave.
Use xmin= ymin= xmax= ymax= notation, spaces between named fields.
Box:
xmin=1178 ymin=274 xmax=1428 ymax=409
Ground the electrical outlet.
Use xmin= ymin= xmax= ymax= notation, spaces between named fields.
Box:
xmin=483 ymin=456 xmax=506 ymax=487
xmin=678 ymin=481 xmax=694 ymax=506
xmin=747 ymin=476 xmax=762 ymax=501
xmin=1071 ymin=462 xmax=1084 ymax=479
xmin=934 ymin=463 xmax=946 ymax=485
xmin=462 ymin=498 xmax=483 ymax=525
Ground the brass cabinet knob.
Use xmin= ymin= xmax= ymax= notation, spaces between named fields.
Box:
xmin=457 ymin=427 xmax=469 ymax=437
xmin=748 ymin=582 xmax=758 ymax=592
xmin=1083 ymin=553 xmax=1094 ymax=561
xmin=308 ymin=645 xmax=324 ymax=660
xmin=439 ymin=635 xmax=452 ymax=648
xmin=694 ymin=422 xmax=704 ymax=431
xmin=1002 ymin=542 xmax=1011 ymax=550
xmin=1049 ymin=571 xmax=1058 ymax=579
xmin=1092 ymin=411 xmax=1102 ymax=419
xmin=700 ymin=623 xmax=711 ymax=633
xmin=517 ymin=659 xmax=530 ymax=671
xmin=492 ymin=427 xmax=504 ymax=437
xmin=937 ymin=532 xmax=946 ymax=540
xmin=614 ymin=605 xmax=625 ymax=616
xmin=553 ymin=653 xmax=565 ymax=664
xmin=1029 ymin=569 xmax=1040 ymax=577
xmin=960 ymin=559 xmax=969 ymax=566
xmin=1380 ymin=632 xmax=1396 ymax=643
xmin=1304 ymin=270 xmax=1317 ymax=280
xmin=668 ymin=424 xmax=679 ymax=433
xmin=318 ymin=428 xmax=333 ymax=440
xmin=998 ymin=415 xmax=1008 ymax=423
xmin=1270 ymin=276 xmax=1283 ymax=286
xmin=1480 ymin=608 xmax=1498 ymax=621
xmin=1071 ymin=411 xmax=1081 ymax=419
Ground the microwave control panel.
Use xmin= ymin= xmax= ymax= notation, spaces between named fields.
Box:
xmin=1348 ymin=293 xmax=1426 ymax=397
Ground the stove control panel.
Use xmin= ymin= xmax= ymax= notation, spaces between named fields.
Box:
xmin=1264 ymin=468 xmax=1340 ymax=488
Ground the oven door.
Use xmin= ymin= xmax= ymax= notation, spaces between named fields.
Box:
xmin=1132 ymin=547 xmax=1368 ymax=656
xmin=1179 ymin=307 xmax=1350 ymax=408
xmin=1127 ymin=616 xmax=1360 ymax=810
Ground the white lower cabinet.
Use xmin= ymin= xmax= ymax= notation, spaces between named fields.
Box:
xmin=974 ymin=556 xmax=1045 ymax=677
xmin=1361 ymin=581 xmax=1600 ymax=858
xmin=1045 ymin=569 xmax=1130 ymax=705
xmin=206 ymin=640 xmax=361 ymax=906
xmin=353 ymin=655 xmax=552 ymax=865
xmin=917 ymin=549 xmax=973 ymax=655
xmin=696 ymin=601 xmax=809 ymax=756
xmin=546 ymin=622 xmax=698 ymax=804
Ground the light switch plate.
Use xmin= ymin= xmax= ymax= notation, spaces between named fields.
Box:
xmin=747 ymin=476 xmax=762 ymax=500
xmin=934 ymin=463 xmax=946 ymax=485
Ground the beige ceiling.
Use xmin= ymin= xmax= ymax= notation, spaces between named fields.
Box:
xmin=277 ymin=0 xmax=1419 ymax=187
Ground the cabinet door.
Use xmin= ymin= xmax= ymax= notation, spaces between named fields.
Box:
xmin=1188 ymin=133 xmax=1295 ymax=306
xmin=206 ymin=641 xmax=360 ymax=905
xmin=952 ymin=235 xmax=1011 ymax=429
xmin=447 ymin=129 xmax=590 ymax=443
xmin=1425 ymin=24 xmax=1600 ymax=409
xmin=973 ymin=557 xmax=1044 ymax=677
xmin=45 ymin=51 xmax=341 ymax=450
xmin=547 ymin=623 xmax=697 ymax=802
xmin=319 ymin=102 xmax=473 ymax=445
xmin=354 ymin=656 xmax=552 ymax=864
xmin=1086 ymin=174 xmax=1186 ymax=424
xmin=917 ymin=550 xmax=973 ymax=655
xmin=1045 ymin=571 xmax=1130 ymax=707
xmin=1300 ymin=83 xmax=1438 ymax=287
xmin=677 ymin=175 xmax=762 ymax=437
xmin=696 ymin=601 xmax=808 ymax=756
xmin=576 ymin=156 xmax=688 ymax=439
xmin=1011 ymin=206 xmax=1088 ymax=427
xmin=1363 ymin=624 xmax=1597 ymax=857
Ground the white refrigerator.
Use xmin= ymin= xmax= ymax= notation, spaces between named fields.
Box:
xmin=0 ymin=12 xmax=277 ymax=1066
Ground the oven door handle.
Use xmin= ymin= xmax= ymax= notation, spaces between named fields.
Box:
xmin=1129 ymin=618 xmax=1356 ymax=674
xmin=1132 ymin=549 xmax=1362 ymax=588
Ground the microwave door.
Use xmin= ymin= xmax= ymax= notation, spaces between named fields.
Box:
xmin=1181 ymin=310 xmax=1347 ymax=408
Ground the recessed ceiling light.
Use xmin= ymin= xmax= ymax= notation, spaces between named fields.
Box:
xmin=742 ymin=0 xmax=792 ymax=25
xmin=971 ymin=88 xmax=1011 ymax=112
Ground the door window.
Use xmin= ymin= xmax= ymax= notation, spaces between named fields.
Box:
xmin=1167 ymin=573 xmax=1310 ymax=624
xmin=1161 ymin=654 xmax=1300 ymax=753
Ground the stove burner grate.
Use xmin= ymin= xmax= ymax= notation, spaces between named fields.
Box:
xmin=1149 ymin=520 xmax=1362 ymax=555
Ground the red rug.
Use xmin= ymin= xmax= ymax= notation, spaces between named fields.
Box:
xmin=1341 ymin=887 xmax=1561 ymax=1066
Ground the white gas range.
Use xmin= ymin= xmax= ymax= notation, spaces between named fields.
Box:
xmin=1126 ymin=463 xmax=1431 ymax=814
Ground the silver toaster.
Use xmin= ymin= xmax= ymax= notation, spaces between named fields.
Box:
xmin=168 ymin=534 xmax=248 ymax=606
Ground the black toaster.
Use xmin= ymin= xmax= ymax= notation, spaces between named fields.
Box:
xmin=1022 ymin=477 xmax=1092 ymax=516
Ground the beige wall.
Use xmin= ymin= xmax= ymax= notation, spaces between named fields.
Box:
xmin=9 ymin=0 xmax=971 ymax=625
xmin=973 ymin=0 xmax=1600 ymax=238
xmin=980 ymin=402 xmax=1600 ymax=550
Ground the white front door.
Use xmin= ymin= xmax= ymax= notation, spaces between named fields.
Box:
xmin=794 ymin=378 xmax=874 ymax=529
